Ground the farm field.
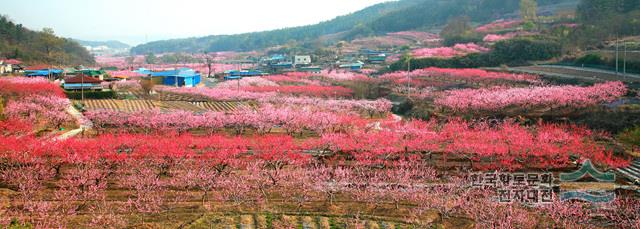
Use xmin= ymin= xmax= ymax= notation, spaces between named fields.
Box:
xmin=81 ymin=99 xmax=247 ymax=113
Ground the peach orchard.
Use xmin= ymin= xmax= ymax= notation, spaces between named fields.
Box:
xmin=0 ymin=65 xmax=638 ymax=228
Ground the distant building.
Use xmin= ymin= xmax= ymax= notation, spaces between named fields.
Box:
xmin=226 ymin=70 xmax=264 ymax=78
xmin=63 ymin=75 xmax=104 ymax=90
xmin=0 ymin=59 xmax=22 ymax=74
xmin=134 ymin=68 xmax=153 ymax=76
xmin=367 ymin=54 xmax=387 ymax=64
xmin=271 ymin=62 xmax=293 ymax=69
xmin=338 ymin=61 xmax=364 ymax=71
xmin=298 ymin=66 xmax=322 ymax=74
xmin=267 ymin=54 xmax=286 ymax=64
xmin=294 ymin=55 xmax=312 ymax=66
xmin=109 ymin=70 xmax=145 ymax=81
xmin=359 ymin=49 xmax=387 ymax=64
xmin=77 ymin=69 xmax=107 ymax=80
xmin=0 ymin=61 xmax=11 ymax=74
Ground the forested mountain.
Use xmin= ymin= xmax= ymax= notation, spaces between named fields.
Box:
xmin=131 ymin=0 xmax=577 ymax=54
xmin=573 ymin=0 xmax=640 ymax=45
xmin=75 ymin=40 xmax=131 ymax=49
xmin=131 ymin=0 xmax=419 ymax=54
xmin=0 ymin=15 xmax=94 ymax=66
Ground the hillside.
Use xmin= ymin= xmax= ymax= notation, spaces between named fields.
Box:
xmin=0 ymin=15 xmax=95 ymax=66
xmin=131 ymin=0 xmax=577 ymax=54
xmin=131 ymin=0 xmax=418 ymax=54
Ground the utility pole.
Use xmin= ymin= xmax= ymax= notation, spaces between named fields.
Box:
xmin=81 ymin=74 xmax=85 ymax=103
xmin=407 ymin=57 xmax=411 ymax=99
xmin=623 ymin=41 xmax=627 ymax=77
xmin=615 ymin=36 xmax=619 ymax=75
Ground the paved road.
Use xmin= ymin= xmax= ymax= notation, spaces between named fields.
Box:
xmin=203 ymin=77 xmax=219 ymax=88
xmin=541 ymin=65 xmax=640 ymax=80
xmin=498 ymin=65 xmax=640 ymax=83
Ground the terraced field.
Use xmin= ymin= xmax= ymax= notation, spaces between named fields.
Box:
xmin=185 ymin=213 xmax=439 ymax=229
xmin=81 ymin=99 xmax=248 ymax=113
xmin=127 ymin=90 xmax=212 ymax=102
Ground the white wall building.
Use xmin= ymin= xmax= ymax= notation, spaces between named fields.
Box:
xmin=294 ymin=55 xmax=312 ymax=66
xmin=0 ymin=61 xmax=13 ymax=74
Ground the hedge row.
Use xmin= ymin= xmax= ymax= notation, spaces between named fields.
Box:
xmin=64 ymin=90 xmax=116 ymax=100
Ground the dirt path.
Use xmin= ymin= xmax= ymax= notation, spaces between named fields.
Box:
xmin=54 ymin=102 xmax=92 ymax=141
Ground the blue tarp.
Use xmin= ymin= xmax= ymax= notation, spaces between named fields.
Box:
xmin=228 ymin=70 xmax=263 ymax=77
xmin=269 ymin=54 xmax=286 ymax=61
xmin=224 ymin=75 xmax=242 ymax=80
xmin=135 ymin=68 xmax=152 ymax=75
xmin=25 ymin=69 xmax=63 ymax=77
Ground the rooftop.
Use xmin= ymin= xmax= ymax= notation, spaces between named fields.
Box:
xmin=64 ymin=74 xmax=103 ymax=84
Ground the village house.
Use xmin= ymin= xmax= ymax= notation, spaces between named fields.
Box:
xmin=0 ymin=59 xmax=19 ymax=74
xmin=0 ymin=59 xmax=22 ymax=74
xmin=63 ymin=74 xmax=104 ymax=90
xmin=0 ymin=61 xmax=11 ymax=74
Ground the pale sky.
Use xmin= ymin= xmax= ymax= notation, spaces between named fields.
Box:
xmin=1 ymin=0 xmax=390 ymax=46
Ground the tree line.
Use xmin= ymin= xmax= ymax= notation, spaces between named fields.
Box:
xmin=390 ymin=39 xmax=563 ymax=71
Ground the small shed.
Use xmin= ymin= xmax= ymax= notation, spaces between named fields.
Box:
xmin=63 ymin=75 xmax=104 ymax=90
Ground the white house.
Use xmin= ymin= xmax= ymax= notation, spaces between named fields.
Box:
xmin=0 ymin=61 xmax=12 ymax=74
xmin=294 ymin=55 xmax=312 ymax=66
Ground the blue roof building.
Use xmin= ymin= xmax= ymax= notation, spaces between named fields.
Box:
xmin=152 ymin=68 xmax=201 ymax=87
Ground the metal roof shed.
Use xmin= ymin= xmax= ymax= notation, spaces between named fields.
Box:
xmin=160 ymin=68 xmax=201 ymax=87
